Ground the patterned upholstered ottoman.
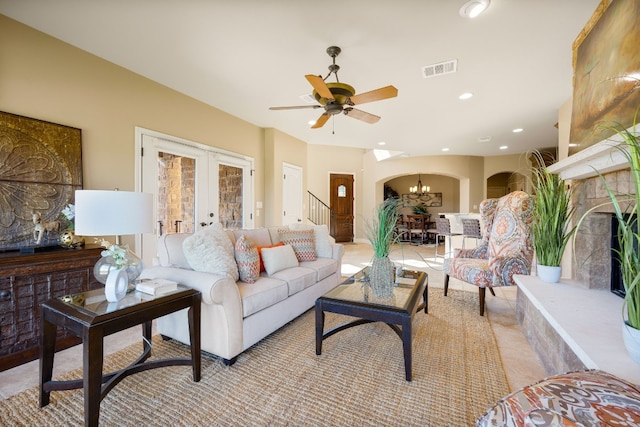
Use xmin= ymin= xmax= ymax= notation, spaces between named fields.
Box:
xmin=476 ymin=370 xmax=640 ymax=427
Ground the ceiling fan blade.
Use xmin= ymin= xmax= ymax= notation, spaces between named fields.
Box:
xmin=344 ymin=108 xmax=380 ymax=124
xmin=311 ymin=113 xmax=330 ymax=129
xmin=349 ymin=85 xmax=398 ymax=105
xmin=269 ymin=105 xmax=322 ymax=110
xmin=305 ymin=74 xmax=334 ymax=101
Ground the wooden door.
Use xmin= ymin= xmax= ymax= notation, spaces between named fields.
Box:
xmin=330 ymin=174 xmax=354 ymax=243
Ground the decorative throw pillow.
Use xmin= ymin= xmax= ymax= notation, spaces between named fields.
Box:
xmin=289 ymin=223 xmax=333 ymax=258
xmin=183 ymin=223 xmax=239 ymax=281
xmin=278 ymin=228 xmax=317 ymax=261
xmin=257 ymin=241 xmax=284 ymax=272
xmin=234 ymin=235 xmax=260 ymax=283
xmin=261 ymin=244 xmax=298 ymax=276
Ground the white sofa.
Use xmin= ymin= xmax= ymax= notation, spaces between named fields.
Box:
xmin=140 ymin=225 xmax=344 ymax=365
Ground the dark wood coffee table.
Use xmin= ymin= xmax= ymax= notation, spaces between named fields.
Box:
xmin=315 ymin=267 xmax=427 ymax=381
xmin=39 ymin=285 xmax=201 ymax=427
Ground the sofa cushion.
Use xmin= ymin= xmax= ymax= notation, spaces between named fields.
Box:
xmin=278 ymin=228 xmax=317 ymax=261
xmin=183 ymin=224 xmax=239 ymax=281
xmin=237 ymin=277 xmax=288 ymax=318
xmin=234 ymin=235 xmax=260 ymax=283
xmin=299 ymin=257 xmax=338 ymax=282
xmin=233 ymin=227 xmax=273 ymax=247
xmin=269 ymin=266 xmax=318 ymax=296
xmin=157 ymin=233 xmax=192 ymax=269
xmin=261 ymin=244 xmax=298 ymax=276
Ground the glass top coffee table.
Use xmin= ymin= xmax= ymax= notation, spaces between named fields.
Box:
xmin=39 ymin=285 xmax=201 ymax=427
xmin=315 ymin=266 xmax=428 ymax=381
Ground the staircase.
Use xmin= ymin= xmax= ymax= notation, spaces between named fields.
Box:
xmin=307 ymin=191 xmax=336 ymax=237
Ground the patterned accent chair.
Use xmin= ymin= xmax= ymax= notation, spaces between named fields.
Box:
xmin=476 ymin=370 xmax=640 ymax=427
xmin=444 ymin=191 xmax=533 ymax=316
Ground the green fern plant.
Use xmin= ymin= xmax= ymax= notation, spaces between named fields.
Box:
xmin=530 ymin=150 xmax=576 ymax=267
xmin=365 ymin=197 xmax=401 ymax=258
xmin=597 ymin=118 xmax=640 ymax=329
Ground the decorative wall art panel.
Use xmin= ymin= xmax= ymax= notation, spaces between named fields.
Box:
xmin=402 ymin=193 xmax=442 ymax=208
xmin=0 ymin=111 xmax=82 ymax=251
xmin=570 ymin=0 xmax=640 ymax=153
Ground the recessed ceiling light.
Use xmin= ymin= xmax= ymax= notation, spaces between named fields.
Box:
xmin=378 ymin=141 xmax=386 ymax=146
xmin=512 ymin=128 xmax=523 ymax=133
xmin=459 ymin=0 xmax=491 ymax=18
xmin=441 ymin=148 xmax=450 ymax=152
xmin=478 ymin=136 xmax=492 ymax=143
xmin=499 ymin=145 xmax=508 ymax=150
xmin=458 ymin=92 xmax=473 ymax=100
xmin=308 ymin=120 xmax=316 ymax=125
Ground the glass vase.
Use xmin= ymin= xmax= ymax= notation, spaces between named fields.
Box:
xmin=93 ymin=249 xmax=143 ymax=284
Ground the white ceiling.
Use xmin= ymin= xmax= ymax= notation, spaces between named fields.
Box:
xmin=0 ymin=0 xmax=600 ymax=157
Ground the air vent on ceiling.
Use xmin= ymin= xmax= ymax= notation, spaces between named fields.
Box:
xmin=422 ymin=59 xmax=458 ymax=78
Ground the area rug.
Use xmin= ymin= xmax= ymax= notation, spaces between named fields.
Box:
xmin=0 ymin=287 xmax=509 ymax=426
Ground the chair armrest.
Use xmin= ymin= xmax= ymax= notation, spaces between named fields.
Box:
xmin=140 ymin=266 xmax=240 ymax=306
xmin=454 ymin=244 xmax=488 ymax=260
xmin=488 ymin=255 xmax=531 ymax=287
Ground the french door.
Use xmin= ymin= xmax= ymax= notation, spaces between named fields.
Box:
xmin=137 ymin=129 xmax=253 ymax=267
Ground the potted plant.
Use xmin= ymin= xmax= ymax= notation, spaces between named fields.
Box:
xmin=593 ymin=116 xmax=640 ymax=363
xmin=413 ymin=203 xmax=429 ymax=216
xmin=365 ymin=197 xmax=401 ymax=297
xmin=530 ymin=150 xmax=576 ymax=283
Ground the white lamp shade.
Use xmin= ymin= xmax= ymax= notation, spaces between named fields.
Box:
xmin=74 ymin=190 xmax=154 ymax=236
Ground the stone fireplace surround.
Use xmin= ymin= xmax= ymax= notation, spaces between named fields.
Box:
xmin=514 ymin=135 xmax=640 ymax=384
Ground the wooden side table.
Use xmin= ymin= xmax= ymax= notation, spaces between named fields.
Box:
xmin=39 ymin=286 xmax=201 ymax=427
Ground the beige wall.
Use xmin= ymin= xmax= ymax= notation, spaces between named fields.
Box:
xmin=263 ymin=128 xmax=308 ymax=226
xmin=385 ymin=175 xmax=459 ymax=217
xmin=0 ymin=15 xmax=279 ymax=246
xmin=558 ymin=98 xmax=573 ymax=161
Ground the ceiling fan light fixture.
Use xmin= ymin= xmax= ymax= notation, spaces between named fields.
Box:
xmin=459 ymin=0 xmax=490 ymax=18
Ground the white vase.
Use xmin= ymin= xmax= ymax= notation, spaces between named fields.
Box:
xmin=105 ymin=267 xmax=129 ymax=302
xmin=537 ymin=265 xmax=562 ymax=283
xmin=622 ymin=321 xmax=640 ymax=364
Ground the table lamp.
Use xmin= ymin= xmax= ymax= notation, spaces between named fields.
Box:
xmin=74 ymin=190 xmax=153 ymax=302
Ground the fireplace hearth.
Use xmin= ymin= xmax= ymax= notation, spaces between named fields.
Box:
xmin=514 ymin=138 xmax=640 ymax=385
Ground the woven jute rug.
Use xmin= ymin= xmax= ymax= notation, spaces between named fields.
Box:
xmin=0 ymin=287 xmax=509 ymax=426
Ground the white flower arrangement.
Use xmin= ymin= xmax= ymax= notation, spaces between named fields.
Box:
xmin=60 ymin=204 xmax=76 ymax=230
xmin=95 ymin=238 xmax=130 ymax=269
xmin=61 ymin=204 xmax=75 ymax=221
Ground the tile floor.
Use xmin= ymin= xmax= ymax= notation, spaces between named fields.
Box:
xmin=0 ymin=242 xmax=547 ymax=400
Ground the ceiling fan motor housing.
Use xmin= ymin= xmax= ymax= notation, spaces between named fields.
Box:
xmin=313 ymin=82 xmax=355 ymax=105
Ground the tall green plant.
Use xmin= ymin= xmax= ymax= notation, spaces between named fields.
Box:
xmin=530 ymin=151 xmax=576 ymax=267
xmin=365 ymin=197 xmax=401 ymax=258
xmin=598 ymin=117 xmax=640 ymax=329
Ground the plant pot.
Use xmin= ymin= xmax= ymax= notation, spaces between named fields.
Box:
xmin=622 ymin=321 xmax=640 ymax=364
xmin=537 ymin=265 xmax=562 ymax=283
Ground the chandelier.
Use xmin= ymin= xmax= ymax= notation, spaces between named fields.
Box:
xmin=410 ymin=174 xmax=430 ymax=195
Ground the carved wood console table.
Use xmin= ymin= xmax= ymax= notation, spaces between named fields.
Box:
xmin=0 ymin=245 xmax=103 ymax=371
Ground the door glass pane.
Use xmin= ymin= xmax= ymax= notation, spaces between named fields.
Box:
xmin=219 ymin=164 xmax=243 ymax=229
xmin=157 ymin=152 xmax=195 ymax=235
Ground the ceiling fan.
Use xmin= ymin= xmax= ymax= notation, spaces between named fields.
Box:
xmin=269 ymin=46 xmax=398 ymax=129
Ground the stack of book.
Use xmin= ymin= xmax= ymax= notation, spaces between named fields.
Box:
xmin=135 ymin=278 xmax=178 ymax=295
